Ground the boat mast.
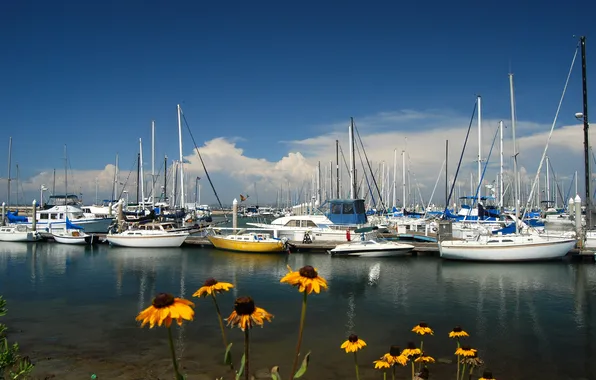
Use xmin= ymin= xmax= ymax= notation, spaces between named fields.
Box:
xmin=64 ymin=145 xmax=68 ymax=200
xmin=335 ymin=139 xmax=340 ymax=198
xmin=6 ymin=137 xmax=11 ymax=207
xmin=581 ymin=36 xmax=591 ymax=227
xmin=136 ymin=153 xmax=140 ymax=204
xmin=177 ymin=104 xmax=185 ymax=210
xmin=114 ymin=153 xmax=119 ymax=201
xmin=164 ymin=155 xmax=168 ymax=204
xmin=445 ymin=141 xmax=448 ymax=209
xmin=401 ymin=150 xmax=406 ymax=209
xmin=151 ymin=120 xmax=155 ymax=207
xmin=349 ymin=117 xmax=356 ymax=199
xmin=477 ymin=95 xmax=482 ymax=200
xmin=546 ymin=156 xmax=550 ymax=203
xmin=393 ymin=148 xmax=397 ymax=208
xmin=139 ymin=138 xmax=145 ymax=209
xmin=499 ymin=120 xmax=504 ymax=212
xmin=509 ymin=73 xmax=519 ymax=234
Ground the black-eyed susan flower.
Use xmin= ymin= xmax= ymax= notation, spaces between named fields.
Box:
xmin=455 ymin=345 xmax=477 ymax=357
xmin=462 ymin=353 xmax=484 ymax=367
xmin=449 ymin=326 xmax=469 ymax=338
xmin=414 ymin=354 xmax=435 ymax=363
xmin=381 ymin=345 xmax=408 ymax=366
xmin=280 ymin=265 xmax=328 ymax=294
xmin=479 ymin=370 xmax=495 ymax=380
xmin=340 ymin=334 xmax=367 ymax=353
xmin=411 ymin=322 xmax=434 ymax=335
xmin=193 ymin=278 xmax=233 ymax=297
xmin=226 ymin=296 xmax=273 ymax=331
xmin=401 ymin=342 xmax=422 ymax=358
xmin=136 ymin=293 xmax=194 ymax=328
xmin=373 ymin=357 xmax=391 ymax=369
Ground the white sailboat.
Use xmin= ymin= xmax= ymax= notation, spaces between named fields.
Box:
xmin=106 ymin=222 xmax=189 ymax=248
xmin=439 ymin=73 xmax=576 ymax=261
xmin=0 ymin=224 xmax=42 ymax=242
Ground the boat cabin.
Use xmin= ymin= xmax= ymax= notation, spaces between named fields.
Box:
xmin=322 ymin=199 xmax=367 ymax=225
xmin=226 ymin=232 xmax=272 ymax=241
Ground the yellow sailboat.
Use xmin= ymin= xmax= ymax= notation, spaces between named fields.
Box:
xmin=207 ymin=231 xmax=287 ymax=253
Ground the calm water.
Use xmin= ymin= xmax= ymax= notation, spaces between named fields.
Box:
xmin=1 ymin=242 xmax=596 ymax=380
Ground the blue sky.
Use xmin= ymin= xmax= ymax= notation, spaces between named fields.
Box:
xmin=0 ymin=0 xmax=594 ymax=204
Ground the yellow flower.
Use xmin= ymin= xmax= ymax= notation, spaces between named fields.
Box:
xmin=136 ymin=293 xmax=195 ymax=328
xmin=449 ymin=326 xmax=469 ymax=338
xmin=381 ymin=346 xmax=408 ymax=366
xmin=414 ymin=354 xmax=435 ymax=363
xmin=340 ymin=334 xmax=367 ymax=353
xmin=401 ymin=342 xmax=422 ymax=357
xmin=411 ymin=322 xmax=434 ymax=335
xmin=226 ymin=296 xmax=273 ymax=331
xmin=373 ymin=358 xmax=391 ymax=369
xmin=479 ymin=370 xmax=496 ymax=380
xmin=455 ymin=345 xmax=477 ymax=357
xmin=193 ymin=278 xmax=234 ymax=297
xmin=280 ymin=265 xmax=328 ymax=294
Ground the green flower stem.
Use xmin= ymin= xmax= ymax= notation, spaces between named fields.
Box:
xmin=418 ymin=340 xmax=424 ymax=372
xmin=244 ymin=328 xmax=250 ymax=380
xmin=411 ymin=361 xmax=415 ymax=380
xmin=392 ymin=365 xmax=396 ymax=380
xmin=456 ymin=340 xmax=461 ymax=380
xmin=468 ymin=366 xmax=474 ymax=380
xmin=460 ymin=363 xmax=467 ymax=380
xmin=353 ymin=351 xmax=360 ymax=380
xmin=211 ymin=293 xmax=228 ymax=347
xmin=290 ymin=291 xmax=308 ymax=378
xmin=384 ymin=371 xmax=387 ymax=380
xmin=167 ymin=326 xmax=184 ymax=380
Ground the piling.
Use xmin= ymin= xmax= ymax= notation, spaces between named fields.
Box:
xmin=232 ymin=198 xmax=238 ymax=231
xmin=108 ymin=202 xmax=113 ymax=216
xmin=31 ymin=200 xmax=37 ymax=231
xmin=117 ymin=201 xmax=123 ymax=233
xmin=1 ymin=202 xmax=5 ymax=226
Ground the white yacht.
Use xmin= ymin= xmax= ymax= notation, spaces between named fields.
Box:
xmin=106 ymin=222 xmax=189 ymax=248
xmin=7 ymin=205 xmax=114 ymax=234
xmin=0 ymin=225 xmax=42 ymax=242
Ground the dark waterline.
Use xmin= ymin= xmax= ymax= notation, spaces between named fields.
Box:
xmin=1 ymin=242 xmax=596 ymax=379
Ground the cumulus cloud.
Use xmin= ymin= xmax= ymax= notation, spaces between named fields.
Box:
xmin=2 ymin=109 xmax=592 ymax=207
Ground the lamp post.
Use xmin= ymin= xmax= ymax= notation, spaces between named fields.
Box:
xmin=40 ymin=184 xmax=48 ymax=208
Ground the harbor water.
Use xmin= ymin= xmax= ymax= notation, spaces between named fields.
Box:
xmin=1 ymin=242 xmax=595 ymax=379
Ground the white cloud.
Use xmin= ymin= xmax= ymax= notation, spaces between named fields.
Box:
xmin=2 ymin=109 xmax=592 ymax=207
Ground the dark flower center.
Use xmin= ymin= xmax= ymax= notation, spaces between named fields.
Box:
xmin=389 ymin=345 xmax=401 ymax=356
xmin=407 ymin=341 xmax=416 ymax=349
xmin=234 ymin=296 xmax=256 ymax=315
xmin=299 ymin=265 xmax=318 ymax=278
xmin=418 ymin=322 xmax=428 ymax=328
xmin=204 ymin=278 xmax=218 ymax=286
xmin=453 ymin=326 xmax=462 ymax=332
xmin=152 ymin=293 xmax=175 ymax=308
xmin=482 ymin=370 xmax=493 ymax=378
xmin=461 ymin=345 xmax=472 ymax=351
xmin=348 ymin=334 xmax=359 ymax=342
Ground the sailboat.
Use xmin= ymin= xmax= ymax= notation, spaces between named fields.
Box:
xmin=440 ymin=73 xmax=576 ymax=261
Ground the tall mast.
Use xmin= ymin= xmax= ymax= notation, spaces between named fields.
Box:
xmin=177 ymin=105 xmax=185 ymax=209
xmin=477 ymin=95 xmax=482 ymax=200
xmin=499 ymin=120 xmax=504 ymax=211
xmin=401 ymin=150 xmax=406 ymax=209
xmin=136 ymin=153 xmax=140 ymax=204
xmin=114 ymin=154 xmax=119 ymax=201
xmin=64 ymin=145 xmax=68 ymax=198
xmin=139 ymin=138 xmax=145 ymax=208
xmin=581 ymin=36 xmax=591 ymax=226
xmin=349 ymin=117 xmax=356 ymax=199
xmin=445 ymin=141 xmax=448 ymax=208
xmin=316 ymin=161 xmax=321 ymax=205
xmin=335 ymin=140 xmax=340 ymax=198
xmin=509 ymin=73 xmax=519 ymax=234
xmin=329 ymin=160 xmax=333 ymax=202
xmin=546 ymin=156 xmax=550 ymax=203
xmin=6 ymin=137 xmax=11 ymax=206
xmin=393 ymin=149 xmax=397 ymax=208
xmin=151 ymin=120 xmax=155 ymax=207
xmin=164 ymin=155 xmax=168 ymax=204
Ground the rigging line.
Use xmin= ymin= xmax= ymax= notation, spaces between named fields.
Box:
xmin=117 ymin=155 xmax=140 ymax=202
xmin=423 ymin=158 xmax=446 ymax=218
xmin=338 ymin=143 xmax=351 ymax=176
xmin=443 ymin=100 xmax=478 ymax=217
xmin=354 ymin=136 xmax=376 ymax=206
xmin=180 ymin=110 xmax=228 ymax=221
xmin=405 ymin=151 xmax=425 ymax=209
xmin=564 ymin=172 xmax=576 ymax=208
xmin=353 ymin=122 xmax=385 ymax=210
xmin=522 ymin=42 xmax=579 ymax=221
xmin=471 ymin=124 xmax=500 ymax=209
xmin=546 ymin=157 xmax=565 ymax=207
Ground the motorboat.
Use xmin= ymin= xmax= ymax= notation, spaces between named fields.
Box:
xmin=329 ymin=227 xmax=414 ymax=257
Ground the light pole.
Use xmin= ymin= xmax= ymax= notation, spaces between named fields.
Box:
xmin=40 ymin=184 xmax=48 ymax=207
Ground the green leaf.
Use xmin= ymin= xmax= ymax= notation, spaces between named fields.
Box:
xmin=224 ymin=342 xmax=233 ymax=365
xmin=235 ymin=353 xmax=246 ymax=380
xmin=271 ymin=365 xmax=282 ymax=380
xmin=293 ymin=351 xmax=311 ymax=378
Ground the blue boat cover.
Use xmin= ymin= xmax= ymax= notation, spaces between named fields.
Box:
xmin=6 ymin=211 xmax=27 ymax=223
xmin=66 ymin=217 xmax=84 ymax=230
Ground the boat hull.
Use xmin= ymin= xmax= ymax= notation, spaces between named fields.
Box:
xmin=107 ymin=233 xmax=188 ymax=248
xmin=52 ymin=233 xmax=99 ymax=245
xmin=330 ymin=241 xmax=414 ymax=257
xmin=207 ymin=235 xmax=286 ymax=253
xmin=19 ymin=217 xmax=114 ymax=234
xmin=0 ymin=231 xmax=41 ymax=242
xmin=439 ymin=238 xmax=576 ymax=261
